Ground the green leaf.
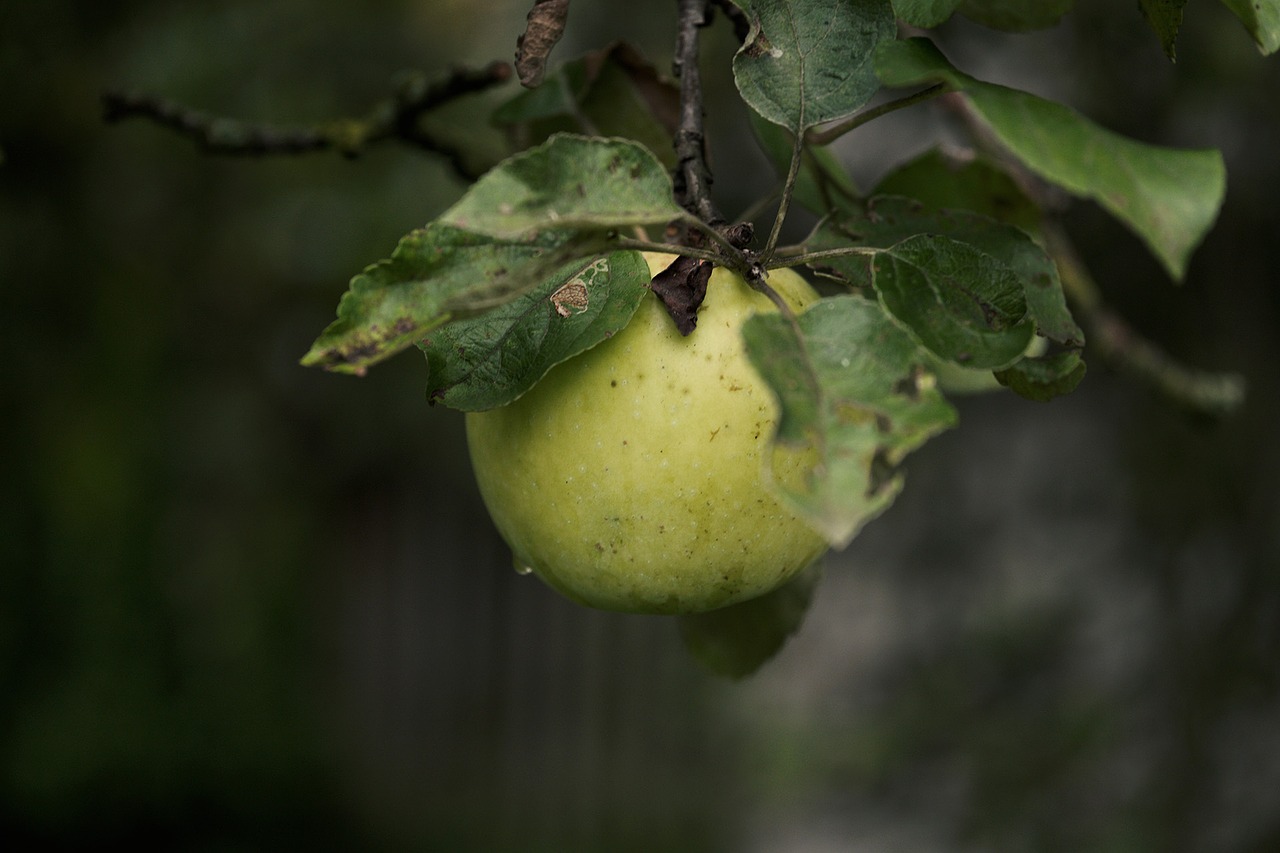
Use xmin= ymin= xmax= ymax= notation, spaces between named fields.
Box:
xmin=1219 ymin=0 xmax=1280 ymax=54
xmin=301 ymin=224 xmax=603 ymax=374
xmin=493 ymin=43 xmax=681 ymax=168
xmin=892 ymin=0 xmax=963 ymax=27
xmin=677 ymin=562 xmax=821 ymax=679
xmin=1140 ymin=0 xmax=1187 ymax=60
xmin=749 ymin=111 xmax=859 ymax=214
xmin=873 ymin=147 xmax=1042 ymax=235
xmin=875 ymin=37 xmax=1226 ymax=280
xmin=440 ymin=133 xmax=688 ymax=240
xmin=419 ymin=251 xmax=650 ymax=411
xmin=958 ymin=0 xmax=1073 ymax=30
xmin=873 ymin=234 xmax=1037 ymax=369
xmin=743 ymin=295 xmax=957 ymax=547
xmin=865 ymin=180 xmax=1080 ymax=350
xmin=809 ymin=196 xmax=1081 ymax=356
xmin=731 ymin=0 xmax=897 ymax=132
xmin=994 ymin=350 xmax=1087 ymax=401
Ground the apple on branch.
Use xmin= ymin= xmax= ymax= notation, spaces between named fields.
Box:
xmin=465 ymin=253 xmax=828 ymax=614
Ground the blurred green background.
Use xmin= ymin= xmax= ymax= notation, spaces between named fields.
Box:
xmin=3 ymin=1 xmax=1278 ymax=850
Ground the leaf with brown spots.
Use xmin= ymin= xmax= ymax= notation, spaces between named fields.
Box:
xmin=301 ymin=223 xmax=606 ymax=375
xmin=743 ymin=294 xmax=956 ymax=546
xmin=419 ymin=250 xmax=650 ymax=410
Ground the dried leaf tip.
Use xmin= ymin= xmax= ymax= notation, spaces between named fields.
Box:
xmin=516 ymin=0 xmax=571 ymax=88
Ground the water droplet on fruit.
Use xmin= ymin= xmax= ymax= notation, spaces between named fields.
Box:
xmin=512 ymin=556 xmax=535 ymax=576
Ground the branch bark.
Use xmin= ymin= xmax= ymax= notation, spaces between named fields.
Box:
xmin=102 ymin=62 xmax=512 ymax=178
xmin=672 ymin=0 xmax=721 ymax=227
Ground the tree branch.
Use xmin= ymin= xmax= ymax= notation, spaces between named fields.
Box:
xmin=1045 ymin=224 xmax=1245 ymax=416
xmin=102 ymin=61 xmax=512 ymax=179
xmin=939 ymin=89 xmax=1245 ymax=416
xmin=672 ymin=0 xmax=721 ymax=227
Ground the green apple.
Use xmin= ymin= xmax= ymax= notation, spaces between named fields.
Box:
xmin=465 ymin=252 xmax=828 ymax=614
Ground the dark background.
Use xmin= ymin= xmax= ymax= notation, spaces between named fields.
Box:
xmin=4 ymin=1 xmax=1278 ymax=850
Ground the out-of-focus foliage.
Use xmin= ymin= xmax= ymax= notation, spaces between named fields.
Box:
xmin=3 ymin=0 xmax=1279 ymax=850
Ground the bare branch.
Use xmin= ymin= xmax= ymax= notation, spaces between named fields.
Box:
xmin=102 ymin=62 xmax=512 ymax=178
xmin=672 ymin=0 xmax=721 ymax=226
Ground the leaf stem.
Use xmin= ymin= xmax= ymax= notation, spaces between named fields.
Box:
xmin=760 ymin=128 xmax=805 ymax=264
xmin=615 ymin=237 xmax=726 ymax=265
xmin=805 ymin=83 xmax=948 ymax=147
xmin=765 ymin=245 xmax=879 ymax=269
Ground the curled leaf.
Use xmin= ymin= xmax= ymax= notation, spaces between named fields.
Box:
xmin=515 ymin=0 xmax=571 ymax=88
xmin=648 ymin=255 xmax=712 ymax=335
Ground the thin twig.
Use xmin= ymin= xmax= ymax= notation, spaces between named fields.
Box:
xmin=938 ymin=88 xmax=1245 ymax=416
xmin=761 ymin=128 xmax=804 ymax=263
xmin=765 ymin=245 xmax=877 ymax=267
xmin=615 ymin=238 xmax=726 ymax=265
xmin=806 ymin=83 xmax=947 ymax=147
xmin=1045 ymin=224 xmax=1245 ymax=416
xmin=102 ymin=62 xmax=512 ymax=178
xmin=672 ymin=0 xmax=721 ymax=226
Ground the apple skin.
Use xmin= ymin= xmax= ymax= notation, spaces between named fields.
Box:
xmin=465 ymin=252 xmax=828 ymax=614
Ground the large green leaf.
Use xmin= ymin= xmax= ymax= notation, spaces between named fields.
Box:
xmin=744 ymin=295 xmax=957 ymax=547
xmin=958 ymin=0 xmax=1073 ymax=30
xmin=866 ymin=178 xmax=1080 ymax=349
xmin=808 ymin=196 xmax=1081 ymax=360
xmin=678 ymin=562 xmax=822 ymax=679
xmin=731 ymin=0 xmax=897 ymax=132
xmin=1219 ymin=0 xmax=1280 ymax=54
xmin=440 ymin=133 xmax=688 ymax=239
xmin=874 ymin=147 xmax=1042 ymax=235
xmin=301 ymin=225 xmax=603 ymax=374
xmin=892 ymin=0 xmax=962 ymax=27
xmin=871 ymin=234 xmax=1036 ymax=369
xmin=419 ymin=251 xmax=650 ymax=411
xmin=875 ymin=37 xmax=1226 ymax=280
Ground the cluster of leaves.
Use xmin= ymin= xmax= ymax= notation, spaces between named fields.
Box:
xmin=302 ymin=0 xmax=1272 ymax=674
